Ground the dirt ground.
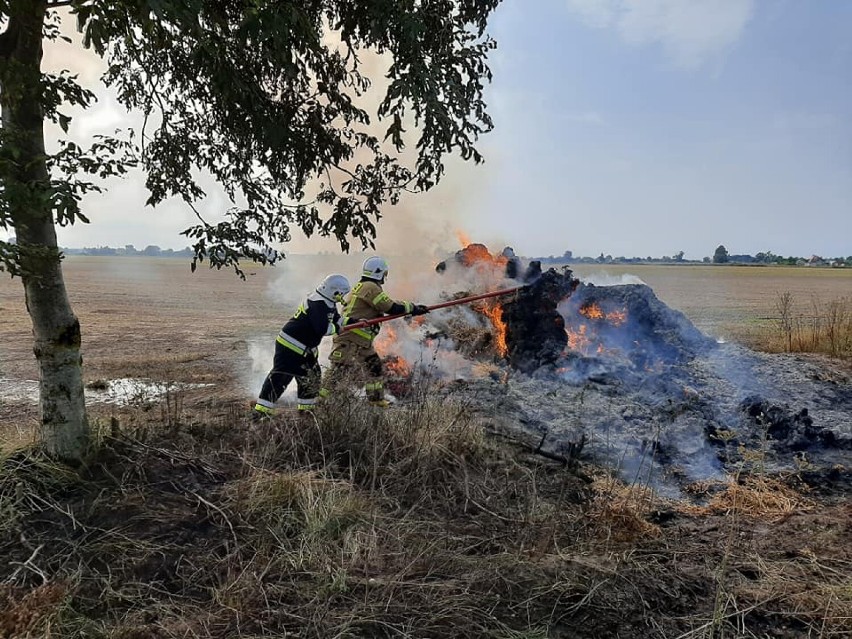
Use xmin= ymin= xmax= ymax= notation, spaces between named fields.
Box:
xmin=1 ymin=258 xmax=850 ymax=637
xmin=1 ymin=257 xmax=284 ymax=445
xmin=1 ymin=257 xmax=281 ymax=382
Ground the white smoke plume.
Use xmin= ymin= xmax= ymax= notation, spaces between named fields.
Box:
xmin=245 ymin=240 xmax=521 ymax=404
xmin=580 ymin=272 xmax=646 ymax=286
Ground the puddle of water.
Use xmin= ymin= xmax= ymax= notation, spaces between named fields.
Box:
xmin=0 ymin=377 xmax=212 ymax=406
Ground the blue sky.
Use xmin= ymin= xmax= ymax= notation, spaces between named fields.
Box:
xmin=466 ymin=0 xmax=851 ymax=260
xmin=40 ymin=1 xmax=852 ymax=260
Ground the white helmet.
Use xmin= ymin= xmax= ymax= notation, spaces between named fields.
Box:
xmin=362 ymin=256 xmax=389 ymax=281
xmin=316 ymin=274 xmax=351 ymax=304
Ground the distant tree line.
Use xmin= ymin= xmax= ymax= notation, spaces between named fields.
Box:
xmin=51 ymin=243 xmax=282 ymax=261
xmin=532 ymin=246 xmax=852 ymax=268
xmin=59 ymin=244 xmax=196 ymax=257
xmin=709 ymin=245 xmax=851 ymax=267
xmin=9 ymin=236 xmax=849 ymax=267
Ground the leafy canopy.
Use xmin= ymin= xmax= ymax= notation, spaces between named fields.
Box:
xmin=1 ymin=0 xmax=500 ymax=274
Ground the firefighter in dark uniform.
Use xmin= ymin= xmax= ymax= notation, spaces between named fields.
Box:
xmin=253 ymin=274 xmax=351 ymax=418
xmin=324 ymin=257 xmax=428 ymax=406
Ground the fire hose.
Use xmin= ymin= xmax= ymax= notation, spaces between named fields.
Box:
xmin=342 ymin=285 xmax=525 ymax=332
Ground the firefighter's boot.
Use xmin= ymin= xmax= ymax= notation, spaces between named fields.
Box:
xmin=365 ymin=381 xmax=389 ymax=407
xmin=297 ymin=398 xmax=317 ymax=421
xmin=251 ymin=401 xmax=274 ymax=421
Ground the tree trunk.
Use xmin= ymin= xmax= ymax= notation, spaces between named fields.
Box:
xmin=1 ymin=1 xmax=89 ymax=461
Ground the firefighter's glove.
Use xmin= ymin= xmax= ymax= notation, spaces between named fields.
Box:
xmin=410 ymin=304 xmax=430 ymax=316
xmin=305 ymin=347 xmax=319 ymax=366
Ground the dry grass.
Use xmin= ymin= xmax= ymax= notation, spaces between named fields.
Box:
xmin=679 ymin=475 xmax=815 ymax=521
xmin=0 ymin=378 xmax=848 ymax=637
xmin=734 ymin=552 xmax=852 ymax=635
xmin=444 ymin=317 xmax=496 ymax=357
xmin=0 ymin=581 xmax=70 ymax=638
xmin=0 ymin=389 xmax=608 ymax=637
xmin=750 ymin=292 xmax=852 ymax=359
xmin=673 ymin=467 xmax=849 ymax=638
xmin=587 ymin=472 xmax=662 ymax=542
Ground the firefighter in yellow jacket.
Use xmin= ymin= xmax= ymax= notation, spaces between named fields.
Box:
xmin=325 ymin=256 xmax=428 ymax=406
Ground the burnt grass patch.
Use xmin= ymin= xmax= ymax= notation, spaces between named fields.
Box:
xmin=1 ymin=393 xmax=850 ymax=638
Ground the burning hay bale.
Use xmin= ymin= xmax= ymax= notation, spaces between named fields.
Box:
xmin=435 ymin=243 xmax=542 ymax=284
xmin=416 ymin=242 xmax=852 ymax=500
xmin=502 ymin=268 xmax=579 ymax=373
xmin=441 ymin=318 xmax=495 ymax=358
xmin=560 ymin=283 xmax=717 ymax=370
xmin=434 ymin=259 xmax=715 ymax=377
xmin=391 ymin=247 xmax=717 ymax=381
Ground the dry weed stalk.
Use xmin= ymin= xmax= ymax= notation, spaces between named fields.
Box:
xmin=770 ymin=291 xmax=852 ymax=358
xmin=587 ymin=472 xmax=661 ymax=542
xmin=677 ymin=476 xmax=814 ymax=522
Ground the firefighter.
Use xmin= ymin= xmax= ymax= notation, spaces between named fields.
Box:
xmin=324 ymin=256 xmax=428 ymax=406
xmin=252 ymin=274 xmax=351 ymax=419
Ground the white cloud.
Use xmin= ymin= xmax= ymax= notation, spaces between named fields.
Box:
xmin=566 ymin=0 xmax=754 ymax=68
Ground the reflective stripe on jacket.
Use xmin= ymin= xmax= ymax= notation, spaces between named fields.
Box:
xmin=336 ymin=280 xmax=412 ymax=345
xmin=278 ymin=297 xmax=341 ymax=355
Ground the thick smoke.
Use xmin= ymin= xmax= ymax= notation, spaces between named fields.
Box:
xmin=247 ymin=243 xmax=519 ymax=397
xmin=283 ymin=32 xmax=492 ymax=258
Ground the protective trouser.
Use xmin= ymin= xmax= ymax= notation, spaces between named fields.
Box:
xmin=254 ymin=339 xmax=321 ymax=416
xmin=323 ymin=340 xmax=385 ymax=403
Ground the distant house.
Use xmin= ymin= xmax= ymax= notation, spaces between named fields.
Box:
xmin=808 ymin=255 xmax=826 ymax=266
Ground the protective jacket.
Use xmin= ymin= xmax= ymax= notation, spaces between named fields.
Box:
xmin=254 ymin=291 xmax=342 ymax=416
xmin=276 ymin=292 xmax=342 ymax=361
xmin=334 ymin=278 xmax=412 ymax=346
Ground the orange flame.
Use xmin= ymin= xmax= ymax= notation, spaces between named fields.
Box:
xmin=565 ymin=303 xmax=629 ymax=355
xmin=374 ymin=324 xmax=397 ymax=358
xmin=458 ymin=243 xmax=508 ymax=268
xmin=483 ymin=301 xmax=508 ymax=357
xmin=566 ymin=324 xmax=592 ymax=352
xmin=579 ymin=302 xmax=628 ymax=326
xmin=385 ymin=355 xmax=412 ymax=378
xmin=445 ymin=238 xmax=515 ymax=358
xmin=374 ymin=324 xmax=413 ymax=377
xmin=580 ymin=303 xmax=605 ymax=320
xmin=605 ymin=309 xmax=627 ymax=326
